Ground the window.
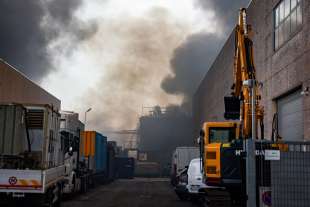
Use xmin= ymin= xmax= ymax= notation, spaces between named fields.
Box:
xmin=209 ymin=127 xmax=235 ymax=143
xmin=274 ymin=0 xmax=302 ymax=50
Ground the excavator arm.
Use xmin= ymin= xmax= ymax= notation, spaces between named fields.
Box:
xmin=226 ymin=8 xmax=264 ymax=139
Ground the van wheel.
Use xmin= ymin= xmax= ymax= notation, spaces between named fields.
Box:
xmin=201 ymin=196 xmax=209 ymax=207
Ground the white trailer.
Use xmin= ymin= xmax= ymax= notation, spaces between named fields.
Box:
xmin=171 ymin=147 xmax=199 ymax=186
xmin=0 ymin=104 xmax=65 ymax=206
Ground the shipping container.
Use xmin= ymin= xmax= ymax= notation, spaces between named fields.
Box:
xmin=107 ymin=141 xmax=117 ymax=181
xmin=0 ymin=59 xmax=61 ymax=111
xmin=115 ymin=157 xmax=135 ymax=179
xmin=80 ymin=131 xmax=107 ymax=174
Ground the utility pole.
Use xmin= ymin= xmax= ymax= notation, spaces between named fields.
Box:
xmin=244 ymin=79 xmax=257 ymax=207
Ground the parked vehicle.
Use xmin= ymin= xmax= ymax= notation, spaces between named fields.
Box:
xmin=186 ymin=158 xmax=207 ymax=195
xmin=61 ymin=113 xmax=117 ymax=194
xmin=170 ymin=147 xmax=199 ymax=186
xmin=60 ymin=111 xmax=84 ymax=194
xmin=0 ymin=104 xmax=64 ymax=207
xmin=80 ymin=131 xmax=108 ymax=189
xmin=115 ymin=157 xmax=135 ymax=179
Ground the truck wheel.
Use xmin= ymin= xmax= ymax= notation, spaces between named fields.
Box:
xmin=46 ymin=185 xmax=62 ymax=207
xmin=54 ymin=184 xmax=62 ymax=207
xmin=201 ymin=197 xmax=209 ymax=207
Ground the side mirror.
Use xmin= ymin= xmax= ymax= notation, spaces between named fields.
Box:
xmin=197 ymin=137 xmax=201 ymax=144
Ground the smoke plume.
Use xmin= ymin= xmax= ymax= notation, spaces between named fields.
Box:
xmin=195 ymin=0 xmax=251 ymax=34
xmin=80 ymin=8 xmax=188 ymax=136
xmin=161 ymin=0 xmax=250 ymax=102
xmin=0 ymin=0 xmax=97 ymax=81
xmin=161 ymin=33 xmax=223 ymax=102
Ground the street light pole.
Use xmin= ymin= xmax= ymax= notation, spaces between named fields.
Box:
xmin=84 ymin=108 xmax=92 ymax=130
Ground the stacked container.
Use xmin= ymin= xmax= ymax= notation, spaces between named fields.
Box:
xmin=80 ymin=131 xmax=107 ymax=175
xmin=107 ymin=141 xmax=117 ymax=181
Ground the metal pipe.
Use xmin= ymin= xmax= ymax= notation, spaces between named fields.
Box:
xmin=252 ymin=80 xmax=256 ymax=139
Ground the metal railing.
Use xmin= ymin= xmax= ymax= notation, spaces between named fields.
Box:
xmin=256 ymin=141 xmax=310 ymax=207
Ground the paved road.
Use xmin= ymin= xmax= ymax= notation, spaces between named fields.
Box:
xmin=63 ymin=178 xmax=195 ymax=207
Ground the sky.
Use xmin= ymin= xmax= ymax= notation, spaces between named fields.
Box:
xmin=0 ymin=0 xmax=250 ymax=144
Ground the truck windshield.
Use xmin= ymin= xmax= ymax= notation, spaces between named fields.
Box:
xmin=209 ymin=127 xmax=235 ymax=143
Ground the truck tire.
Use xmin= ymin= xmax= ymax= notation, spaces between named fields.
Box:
xmin=45 ymin=184 xmax=62 ymax=207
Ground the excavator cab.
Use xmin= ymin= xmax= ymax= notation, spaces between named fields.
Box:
xmin=200 ymin=122 xmax=243 ymax=189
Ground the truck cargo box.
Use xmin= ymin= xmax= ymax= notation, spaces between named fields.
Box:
xmin=80 ymin=131 xmax=107 ymax=174
xmin=0 ymin=104 xmax=63 ymax=170
xmin=0 ymin=103 xmax=65 ymax=196
xmin=171 ymin=147 xmax=199 ymax=178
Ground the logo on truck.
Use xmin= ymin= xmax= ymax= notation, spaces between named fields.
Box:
xmin=8 ymin=176 xmax=18 ymax=185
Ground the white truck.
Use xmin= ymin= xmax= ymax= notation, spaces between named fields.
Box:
xmin=59 ymin=111 xmax=85 ymax=194
xmin=0 ymin=103 xmax=65 ymax=206
xmin=170 ymin=147 xmax=199 ymax=186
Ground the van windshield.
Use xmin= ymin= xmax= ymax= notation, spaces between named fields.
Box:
xmin=209 ymin=127 xmax=235 ymax=143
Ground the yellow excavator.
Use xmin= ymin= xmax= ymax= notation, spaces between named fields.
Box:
xmin=199 ymin=8 xmax=265 ymax=206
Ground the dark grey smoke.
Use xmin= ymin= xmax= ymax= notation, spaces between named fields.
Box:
xmin=195 ymin=0 xmax=251 ymax=34
xmin=0 ymin=0 xmax=97 ymax=81
xmin=161 ymin=33 xmax=222 ymax=101
xmin=162 ymin=0 xmax=250 ymax=102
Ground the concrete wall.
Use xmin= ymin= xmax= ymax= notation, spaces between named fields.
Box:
xmin=0 ymin=59 xmax=61 ymax=111
xmin=193 ymin=0 xmax=310 ymax=140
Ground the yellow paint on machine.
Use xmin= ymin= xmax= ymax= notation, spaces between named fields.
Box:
xmin=202 ymin=122 xmax=240 ymax=182
xmin=81 ymin=131 xmax=96 ymax=157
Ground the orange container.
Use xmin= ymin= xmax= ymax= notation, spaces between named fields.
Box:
xmin=80 ymin=131 xmax=96 ymax=157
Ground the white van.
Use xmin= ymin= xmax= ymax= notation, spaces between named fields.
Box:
xmin=186 ymin=158 xmax=207 ymax=194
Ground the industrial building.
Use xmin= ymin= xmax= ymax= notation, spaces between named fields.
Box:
xmin=138 ymin=106 xmax=194 ymax=175
xmin=194 ymin=0 xmax=310 ymax=141
xmin=0 ymin=59 xmax=60 ymax=110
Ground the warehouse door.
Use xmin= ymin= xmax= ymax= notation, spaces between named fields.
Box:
xmin=277 ymin=90 xmax=303 ymax=141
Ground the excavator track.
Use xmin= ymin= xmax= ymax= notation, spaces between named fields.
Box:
xmin=203 ymin=189 xmax=231 ymax=207
xmin=203 ymin=189 xmax=244 ymax=207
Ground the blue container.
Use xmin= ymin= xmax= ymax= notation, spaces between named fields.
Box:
xmin=94 ymin=132 xmax=107 ymax=174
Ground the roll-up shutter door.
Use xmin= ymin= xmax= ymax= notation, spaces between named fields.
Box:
xmin=277 ymin=90 xmax=303 ymax=141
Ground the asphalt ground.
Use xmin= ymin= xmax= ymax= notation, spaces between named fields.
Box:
xmin=62 ymin=177 xmax=195 ymax=207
